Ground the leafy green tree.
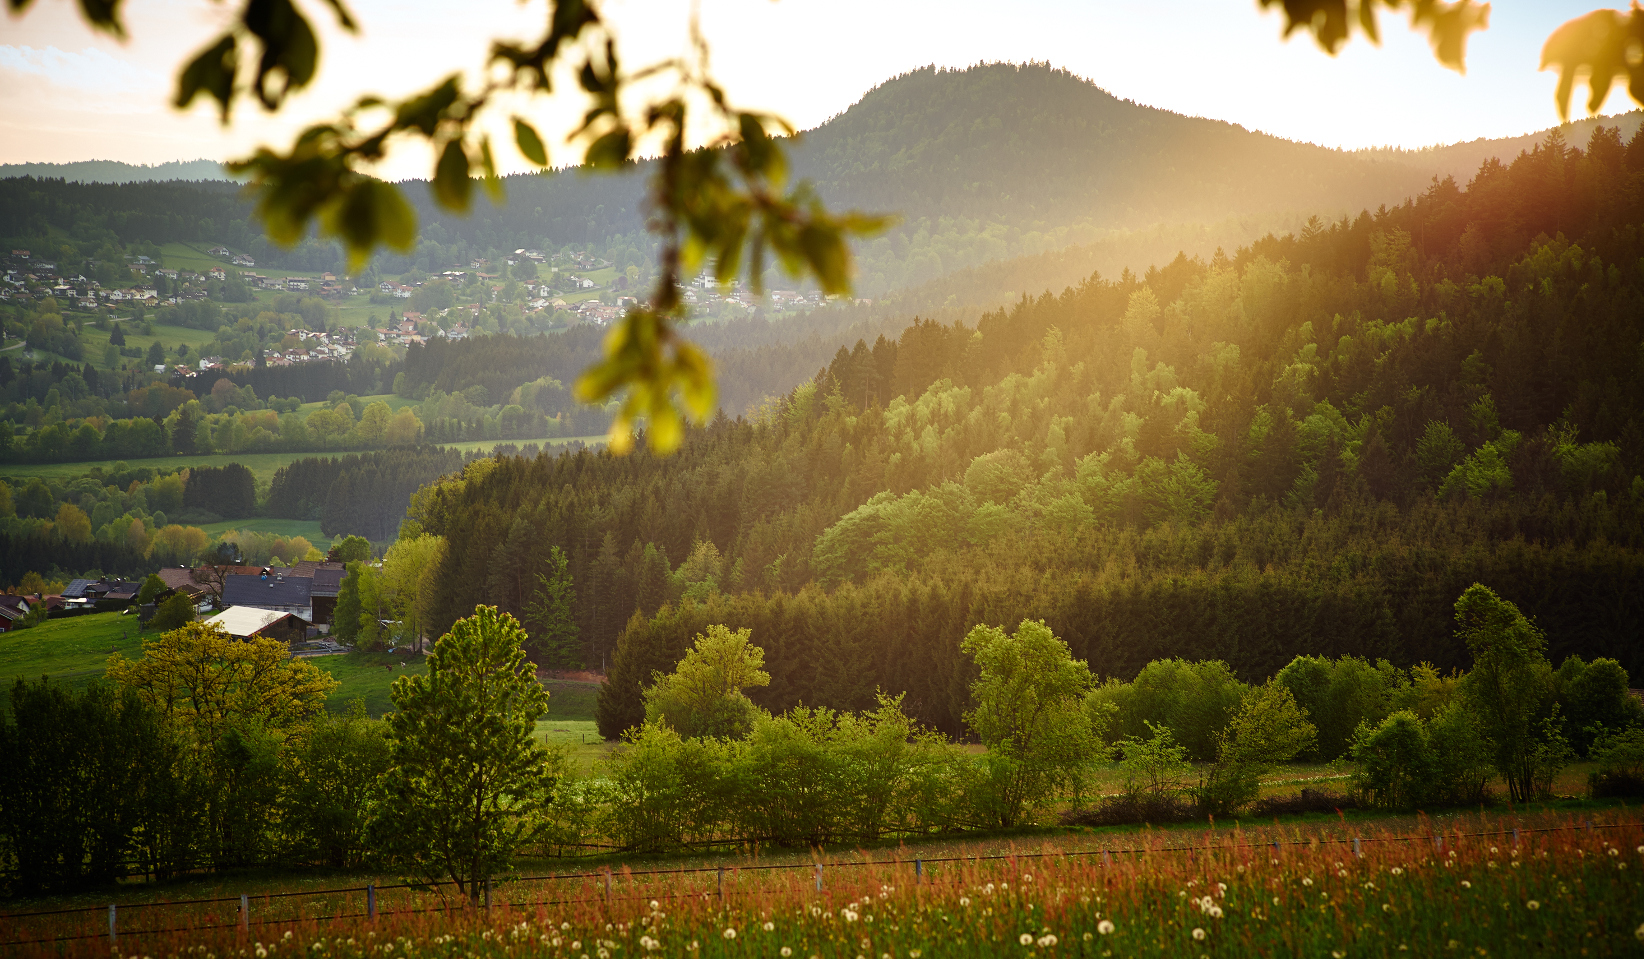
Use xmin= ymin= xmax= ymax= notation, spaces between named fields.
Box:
xmin=1197 ymin=682 xmax=1316 ymax=814
xmin=524 ymin=545 xmax=580 ymax=669
xmin=332 ymin=562 xmax=364 ymax=645
xmin=1117 ymin=720 xmax=1193 ymax=803
xmin=0 ymin=679 xmax=181 ymax=894
xmin=136 ymin=572 xmax=168 ymax=606
xmin=1455 ymin=584 xmax=1558 ymax=802
xmin=282 ymin=699 xmax=391 ymax=868
xmin=371 ymin=606 xmax=555 ymax=900
xmin=330 ymin=535 xmax=373 ymax=565
xmin=961 ymin=619 xmax=1111 ymax=828
xmin=149 ymin=592 xmax=196 ymax=631
xmin=145 ymin=341 xmax=166 ymax=367
xmin=642 ymin=625 xmax=769 ymax=739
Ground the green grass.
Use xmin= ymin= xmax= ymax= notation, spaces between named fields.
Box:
xmin=0 ymin=436 xmax=604 ymax=486
xmin=297 ymin=393 xmax=421 ymax=417
xmin=0 ymin=611 xmax=151 ymax=705
xmin=195 ymin=516 xmax=326 ymax=542
xmin=307 ymin=651 xmax=429 ymax=716
xmin=78 ymin=322 xmax=220 ymax=371
xmin=0 ymin=450 xmax=328 ymax=485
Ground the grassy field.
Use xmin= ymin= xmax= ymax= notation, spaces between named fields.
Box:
xmin=296 ymin=392 xmax=421 ymax=416
xmin=77 ymin=321 xmax=221 ymax=371
xmin=195 ymin=516 xmax=327 ymax=542
xmin=3 ymin=808 xmax=1639 ymax=957
xmin=306 ymin=651 xmax=429 ymax=716
xmin=0 ymin=436 xmax=603 ymax=485
xmin=0 ymin=611 xmax=150 ymax=705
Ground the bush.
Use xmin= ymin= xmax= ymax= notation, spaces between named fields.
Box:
xmin=150 ymin=592 xmax=196 ymax=631
xmin=1350 ymin=703 xmax=1492 ymax=809
xmin=1195 ymin=683 xmax=1316 ymax=815
xmin=1588 ymin=727 xmax=1644 ymax=798
xmin=1095 ymin=658 xmax=1246 ymax=761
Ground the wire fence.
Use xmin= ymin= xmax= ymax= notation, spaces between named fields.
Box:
xmin=0 ymin=818 xmax=1633 ymax=948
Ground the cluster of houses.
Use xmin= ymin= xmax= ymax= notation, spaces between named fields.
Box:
xmin=0 ymin=561 xmax=351 ymax=641
xmin=262 ymin=328 xmax=357 ymax=367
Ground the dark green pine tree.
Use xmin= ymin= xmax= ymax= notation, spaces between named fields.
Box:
xmin=525 ymin=545 xmax=581 ymax=669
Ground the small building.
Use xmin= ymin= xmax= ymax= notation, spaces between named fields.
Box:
xmin=222 ymin=572 xmax=313 ymax=621
xmin=0 ymin=595 xmax=31 ymax=632
xmin=202 ymin=606 xmax=308 ymax=644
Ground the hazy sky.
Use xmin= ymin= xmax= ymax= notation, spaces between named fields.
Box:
xmin=0 ymin=0 xmax=1622 ymax=178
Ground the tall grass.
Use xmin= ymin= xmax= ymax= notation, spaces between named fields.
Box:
xmin=4 ymin=811 xmax=1640 ymax=957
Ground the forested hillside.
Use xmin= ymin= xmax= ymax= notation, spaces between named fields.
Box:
xmin=392 ymin=125 xmax=1644 ymax=738
xmin=2 ymin=64 xmax=1596 ymax=294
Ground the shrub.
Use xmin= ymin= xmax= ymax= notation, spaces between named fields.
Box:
xmin=1095 ymin=658 xmax=1247 ymax=761
xmin=150 ymin=592 xmax=196 ymax=631
xmin=1587 ymin=726 xmax=1644 ymax=798
xmin=1195 ymin=682 xmax=1316 ymax=815
xmin=1351 ymin=703 xmax=1493 ymax=809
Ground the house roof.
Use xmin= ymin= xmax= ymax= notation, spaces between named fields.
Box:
xmin=62 ymin=578 xmax=97 ymax=597
xmin=0 ymin=595 xmax=30 ymax=614
xmin=202 ymin=606 xmax=302 ymax=638
xmin=309 ymin=568 xmax=345 ymax=596
xmin=222 ymin=574 xmax=312 ymax=608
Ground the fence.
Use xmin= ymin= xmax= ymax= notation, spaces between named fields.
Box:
xmin=0 ymin=818 xmax=1633 ymax=948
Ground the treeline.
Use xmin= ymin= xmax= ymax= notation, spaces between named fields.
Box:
xmin=268 ymin=447 xmax=468 ymax=541
xmin=10 ymin=587 xmax=1639 ymax=897
xmin=397 ymin=124 xmax=1644 ymax=727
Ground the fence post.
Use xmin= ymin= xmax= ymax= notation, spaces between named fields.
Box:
xmin=605 ymin=870 xmax=612 ymax=902
xmin=1270 ymin=840 xmax=1280 ymax=859
xmin=1102 ymin=850 xmax=1111 ymax=868
xmin=717 ymin=866 xmax=724 ymax=899
xmin=485 ymin=879 xmax=492 ymax=912
xmin=367 ymin=884 xmax=376 ymax=920
xmin=1353 ymin=837 xmax=1361 ymax=859
xmin=108 ymin=904 xmax=117 ymax=942
xmin=1512 ymin=827 xmax=1520 ymax=847
xmin=914 ymin=858 xmax=922 ymax=883
xmin=240 ymin=894 xmax=249 ymax=931
xmin=814 ymin=863 xmax=823 ymax=892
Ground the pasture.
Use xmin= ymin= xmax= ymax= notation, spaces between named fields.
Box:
xmin=0 ymin=809 xmax=1637 ymax=957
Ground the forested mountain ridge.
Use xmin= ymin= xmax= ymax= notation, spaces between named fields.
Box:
xmin=5 ymin=64 xmax=1624 ymax=294
xmin=397 ymin=124 xmax=1644 ymax=738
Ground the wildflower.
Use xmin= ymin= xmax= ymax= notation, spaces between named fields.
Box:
xmin=1635 ymin=923 xmax=1644 ymax=942
xmin=1302 ymin=878 xmax=1313 ymax=887
xmin=1609 ymin=847 xmax=1620 ymax=857
xmin=1390 ymin=867 xmax=1404 ymax=876
xmin=1083 ymin=933 xmax=1094 ymax=942
xmin=910 ymin=952 xmax=921 ymax=958
xmin=985 ymin=883 xmax=996 ymax=895
xmin=843 ymin=910 xmax=859 ymax=923
xmin=1191 ymin=928 xmax=1206 ymax=941
xmin=1210 ymin=906 xmax=1223 ymax=919
xmin=724 ymin=928 xmax=737 ymax=940
xmin=1023 ymin=874 xmax=1033 ymax=883
xmin=1383 ymin=904 xmax=1393 ymax=913
xmin=1036 ymin=935 xmax=1058 ymax=947
xmin=1097 ymin=920 xmax=1115 ymax=936
xmin=1020 ymin=934 xmax=1034 ymax=946
xmin=1490 ymin=846 xmax=1498 ymax=854
xmin=1461 ymin=881 xmax=1472 ymax=889
xmin=959 ymin=897 xmax=971 ymax=907
xmin=1337 ymin=869 xmax=1348 ymax=878
xmin=563 ymin=924 xmax=572 ymax=932
xmin=781 ymin=950 xmax=793 ymax=958
xmin=651 ymin=901 xmax=660 ymax=910
xmin=1236 ymin=864 xmax=1246 ymax=874
xmin=1215 ymin=882 xmax=1227 ymax=896
xmin=572 ymin=942 xmax=582 ymax=952
xmin=1527 ymin=901 xmax=1541 ymax=911
xmin=1333 ymin=952 xmax=1347 ymax=959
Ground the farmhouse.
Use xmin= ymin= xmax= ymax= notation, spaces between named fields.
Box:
xmin=202 ymin=606 xmax=308 ymax=644
xmin=221 ymin=571 xmax=313 ymax=621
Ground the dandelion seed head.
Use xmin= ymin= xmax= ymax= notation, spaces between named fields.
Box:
xmin=1097 ymin=920 xmax=1115 ymax=935
xmin=779 ymin=950 xmax=792 ymax=958
xmin=1302 ymin=877 xmax=1314 ymax=887
xmin=1191 ymin=928 xmax=1206 ymax=941
xmin=1526 ymin=900 xmax=1541 ymax=911
xmin=1461 ymin=880 xmax=1472 ymax=889
xmin=1019 ymin=933 xmax=1034 ymax=946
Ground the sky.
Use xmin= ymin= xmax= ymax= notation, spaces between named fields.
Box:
xmin=0 ymin=0 xmax=1625 ymax=179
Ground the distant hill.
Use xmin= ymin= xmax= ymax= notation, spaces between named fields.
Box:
xmin=0 ymin=158 xmax=229 ymax=183
xmin=4 ymin=64 xmax=1640 ymax=296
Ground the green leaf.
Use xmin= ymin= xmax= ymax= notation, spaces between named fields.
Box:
xmin=585 ymin=128 xmax=631 ymax=169
xmin=394 ymin=76 xmax=462 ymax=137
xmin=514 ymin=117 xmax=548 ymax=166
xmin=175 ymin=35 xmax=238 ymax=120
xmin=479 ymin=136 xmax=504 ymax=204
xmin=433 ymin=139 xmax=472 ymax=213
xmin=242 ymin=0 xmax=320 ymax=109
